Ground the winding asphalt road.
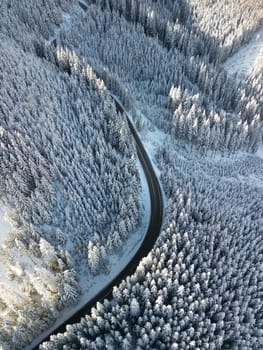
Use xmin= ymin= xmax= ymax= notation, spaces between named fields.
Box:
xmin=34 ymin=98 xmax=163 ymax=348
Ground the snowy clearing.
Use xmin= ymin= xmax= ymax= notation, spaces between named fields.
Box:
xmin=224 ymin=25 xmax=263 ymax=78
xmin=48 ymin=6 xmax=82 ymax=44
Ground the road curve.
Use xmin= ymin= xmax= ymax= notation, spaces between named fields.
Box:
xmin=35 ymin=98 xmax=163 ymax=349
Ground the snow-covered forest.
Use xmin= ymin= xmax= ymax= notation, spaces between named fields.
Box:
xmin=0 ymin=0 xmax=262 ymax=349
xmin=51 ymin=0 xmax=262 ymax=153
xmin=41 ymin=145 xmax=263 ymax=350
xmin=0 ymin=1 xmax=142 ymax=348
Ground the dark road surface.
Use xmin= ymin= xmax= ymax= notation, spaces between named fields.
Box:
xmin=35 ymin=98 xmax=163 ymax=349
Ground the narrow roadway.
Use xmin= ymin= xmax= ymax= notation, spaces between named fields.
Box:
xmin=34 ymin=70 xmax=163 ymax=350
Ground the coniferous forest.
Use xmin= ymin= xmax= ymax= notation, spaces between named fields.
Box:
xmin=0 ymin=0 xmax=262 ymax=349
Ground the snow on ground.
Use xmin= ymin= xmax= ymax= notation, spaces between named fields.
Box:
xmin=79 ymin=0 xmax=89 ymax=7
xmin=224 ymin=25 xmax=263 ymax=78
xmin=110 ymin=94 xmax=165 ymax=180
xmin=26 ymin=156 xmax=151 ymax=350
xmin=48 ymin=5 xmax=83 ymax=44
xmin=205 ymin=150 xmax=263 ymax=189
xmin=133 ymin=110 xmax=166 ymax=180
xmin=0 ymin=208 xmax=11 ymax=246
xmin=0 ymin=207 xmax=18 ymax=297
xmin=0 ymin=208 xmax=31 ymax=318
xmin=134 ymin=105 xmax=263 ymax=193
xmin=256 ymin=143 xmax=263 ymax=160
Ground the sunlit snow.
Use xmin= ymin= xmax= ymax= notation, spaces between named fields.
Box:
xmin=0 ymin=208 xmax=11 ymax=245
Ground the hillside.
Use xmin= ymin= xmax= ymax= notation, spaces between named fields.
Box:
xmin=0 ymin=0 xmax=262 ymax=349
xmin=0 ymin=1 xmax=142 ymax=348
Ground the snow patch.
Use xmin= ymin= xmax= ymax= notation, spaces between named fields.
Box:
xmin=256 ymin=143 xmax=263 ymax=159
xmin=224 ymin=25 xmax=263 ymax=78
xmin=0 ymin=208 xmax=11 ymax=245
xmin=134 ymin=109 xmax=166 ymax=179
xmin=48 ymin=6 xmax=83 ymax=44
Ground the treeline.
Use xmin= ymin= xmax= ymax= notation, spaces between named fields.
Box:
xmin=51 ymin=0 xmax=262 ymax=153
xmin=40 ymin=142 xmax=263 ymax=350
xmin=189 ymin=0 xmax=263 ymax=61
